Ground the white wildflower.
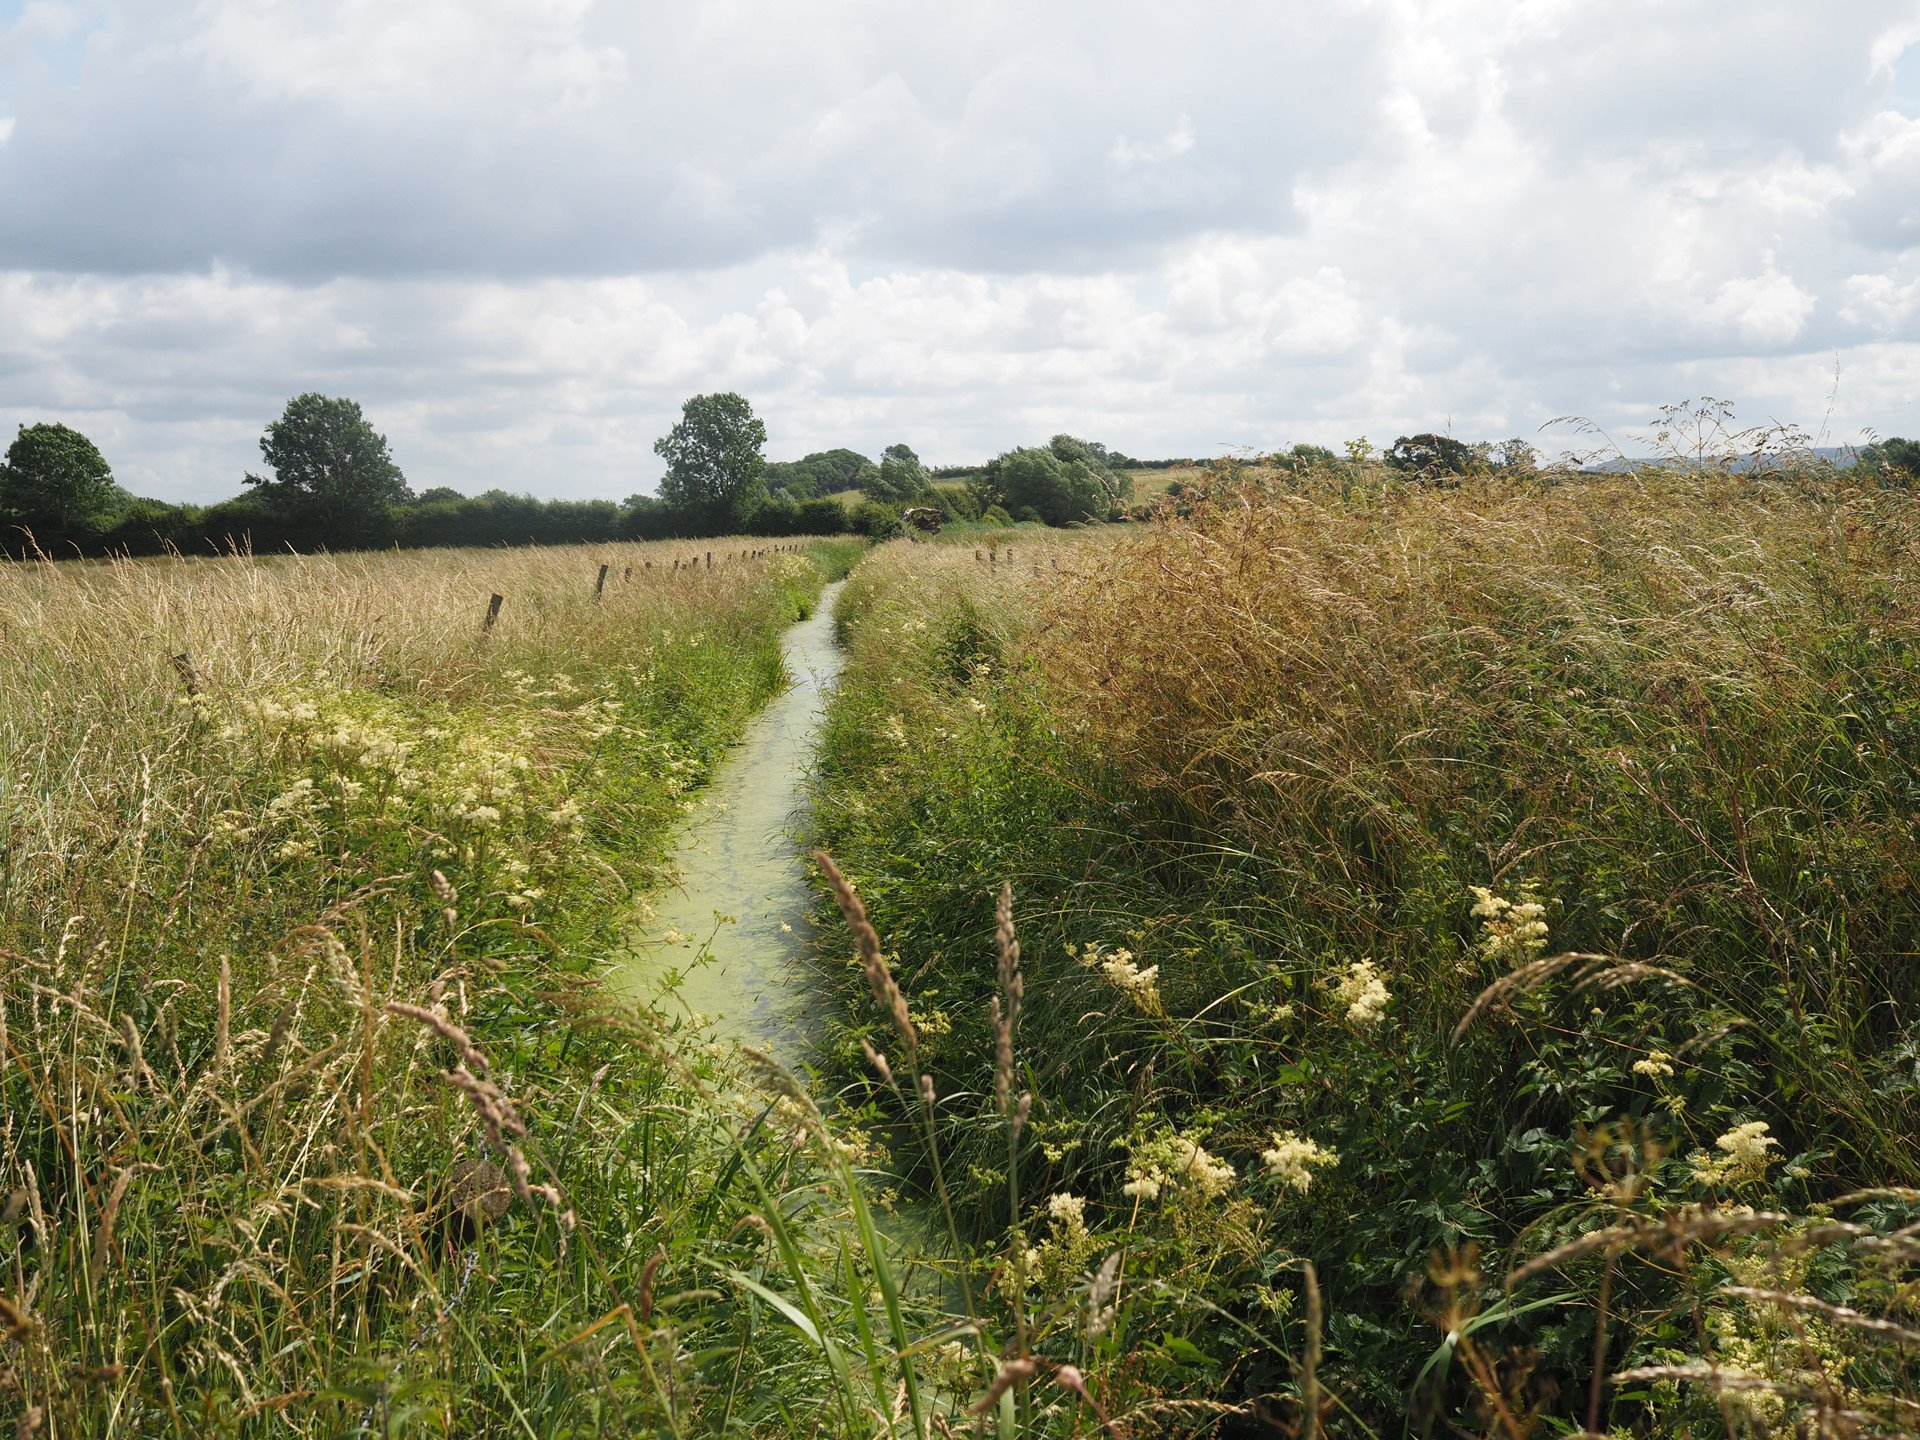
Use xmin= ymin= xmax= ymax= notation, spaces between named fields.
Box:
xmin=1689 ymin=1120 xmax=1779 ymax=1187
xmin=1046 ymin=1192 xmax=1087 ymax=1229
xmin=1332 ymin=959 xmax=1390 ymax=1027
xmin=1261 ymin=1131 xmax=1339 ymax=1194
xmin=1468 ymin=883 xmax=1551 ymax=965
xmin=1088 ymin=947 xmax=1163 ymax=1015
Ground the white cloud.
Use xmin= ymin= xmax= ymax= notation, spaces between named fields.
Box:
xmin=2 ymin=0 xmax=1919 ymax=500
xmin=1110 ymin=115 xmax=1197 ymax=168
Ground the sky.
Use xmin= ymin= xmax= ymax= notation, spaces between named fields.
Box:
xmin=2 ymin=1 xmax=1920 ymax=503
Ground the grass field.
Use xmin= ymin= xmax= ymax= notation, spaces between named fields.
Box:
xmin=0 ymin=536 xmax=895 ymax=1436
xmin=808 ymin=463 xmax=1920 ymax=1434
xmin=5 ymin=462 xmax=1918 ymax=1438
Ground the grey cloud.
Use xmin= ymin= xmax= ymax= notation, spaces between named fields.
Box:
xmin=0 ymin=0 xmax=1384 ymax=281
xmin=3 ymin=1 xmax=1920 ymax=501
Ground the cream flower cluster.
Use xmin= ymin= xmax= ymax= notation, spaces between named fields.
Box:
xmin=1469 ymin=883 xmax=1551 ymax=965
xmin=1690 ymin=1120 xmax=1779 ymax=1187
xmin=1261 ymin=1131 xmax=1339 ymax=1194
xmin=1123 ymin=1133 xmax=1235 ymax=1202
xmin=1331 ymin=959 xmax=1390 ymax=1027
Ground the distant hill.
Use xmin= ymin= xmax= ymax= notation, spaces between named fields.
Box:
xmin=1585 ymin=446 xmax=1865 ymax=473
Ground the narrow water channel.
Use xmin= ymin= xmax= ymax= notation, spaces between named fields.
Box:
xmin=612 ymin=580 xmax=846 ymax=1066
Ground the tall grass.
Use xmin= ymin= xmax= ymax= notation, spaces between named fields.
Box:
xmin=0 ymin=535 xmax=903 ymax=1435
xmin=808 ymin=468 xmax=1920 ymax=1433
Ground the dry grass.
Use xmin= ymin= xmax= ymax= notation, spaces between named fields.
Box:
xmin=0 ymin=535 xmax=856 ymax=1434
xmin=807 ymin=466 xmax=1920 ymax=1433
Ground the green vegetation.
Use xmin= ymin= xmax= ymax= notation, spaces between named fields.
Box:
xmin=766 ymin=447 xmax=878 ymax=500
xmin=652 ymin=392 xmax=772 ymax=533
xmin=807 ymin=463 xmax=1920 ymax=1433
xmin=8 ymin=428 xmax=1920 ymax=1437
xmin=2 ymin=422 xmax=120 ymax=543
xmin=244 ymin=392 xmax=414 ymax=545
xmin=0 ymin=535 xmax=899 ymax=1436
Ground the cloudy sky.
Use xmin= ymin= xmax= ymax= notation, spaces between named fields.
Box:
xmin=2 ymin=1 xmax=1919 ymax=502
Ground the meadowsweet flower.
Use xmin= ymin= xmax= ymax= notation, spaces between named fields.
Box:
xmin=1332 ymin=959 xmax=1390 ymax=1027
xmin=1468 ymin=883 xmax=1551 ymax=965
xmin=881 ymin=714 xmax=908 ymax=746
xmin=1262 ymin=1131 xmax=1339 ymax=1194
xmin=1123 ymin=1132 xmax=1235 ymax=1203
xmin=1633 ymin=1050 xmax=1675 ymax=1079
xmin=1167 ymin=1137 xmax=1235 ymax=1198
xmin=1689 ymin=1120 xmax=1779 ymax=1187
xmin=1087 ymin=946 xmax=1163 ymax=1015
xmin=1047 ymin=1192 xmax=1087 ymax=1229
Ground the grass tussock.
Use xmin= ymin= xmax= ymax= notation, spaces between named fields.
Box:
xmin=809 ymin=468 xmax=1920 ymax=1434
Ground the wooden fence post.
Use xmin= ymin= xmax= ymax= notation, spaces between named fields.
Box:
xmin=171 ymin=652 xmax=202 ymax=696
xmin=483 ymin=594 xmax=504 ymax=633
xmin=595 ymin=562 xmax=610 ymax=602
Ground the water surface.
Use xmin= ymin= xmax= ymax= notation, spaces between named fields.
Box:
xmin=612 ymin=581 xmax=845 ymax=1065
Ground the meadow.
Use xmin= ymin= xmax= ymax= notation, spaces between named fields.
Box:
xmin=3 ymin=460 xmax=1918 ymax=1439
xmin=807 ymin=463 xmax=1920 ymax=1435
xmin=0 ymin=536 xmax=897 ymax=1436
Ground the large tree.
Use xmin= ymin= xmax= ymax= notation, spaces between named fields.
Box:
xmin=982 ymin=442 xmax=1122 ymax=526
xmin=765 ymin=447 xmax=876 ymax=499
xmin=2 ymin=422 xmax=119 ymax=540
xmin=870 ymin=442 xmax=929 ymax=504
xmin=1385 ymin=432 xmax=1475 ymax=479
xmin=653 ymin=393 xmax=768 ymax=529
xmin=1861 ymin=437 xmax=1920 ymax=485
xmin=245 ymin=393 xmax=411 ymax=545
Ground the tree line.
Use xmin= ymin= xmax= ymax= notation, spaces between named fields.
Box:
xmin=0 ymin=391 xmax=1147 ymax=558
xmin=19 ymin=392 xmax=1902 ymax=559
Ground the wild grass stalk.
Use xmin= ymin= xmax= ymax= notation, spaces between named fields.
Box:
xmin=808 ymin=464 xmax=1920 ymax=1433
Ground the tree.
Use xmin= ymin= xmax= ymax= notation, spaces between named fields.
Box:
xmin=245 ymin=394 xmax=411 ymax=545
xmin=1272 ymin=443 xmax=1339 ymax=473
xmin=1860 ymin=437 xmax=1920 ymax=486
xmin=765 ymin=448 xmax=876 ymax=499
xmin=1047 ymin=434 xmax=1132 ymax=509
xmin=871 ymin=442 xmax=929 ymax=503
xmin=1385 ymin=433 xmax=1475 ymax=480
xmin=2 ymin=422 xmax=119 ymax=541
xmin=654 ymin=393 xmax=768 ymax=530
xmin=981 ymin=444 xmax=1119 ymax=526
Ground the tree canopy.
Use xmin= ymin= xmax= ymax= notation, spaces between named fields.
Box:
xmin=245 ymin=394 xmax=411 ymax=543
xmin=765 ymin=448 xmax=876 ymax=500
xmin=1385 ymin=433 xmax=1476 ymax=479
xmin=654 ymin=393 xmax=768 ymax=528
xmin=2 ymin=422 xmax=119 ymax=541
xmin=978 ymin=436 xmax=1130 ymax=525
xmin=1862 ymin=437 xmax=1920 ymax=485
xmin=871 ymin=442 xmax=929 ymax=503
